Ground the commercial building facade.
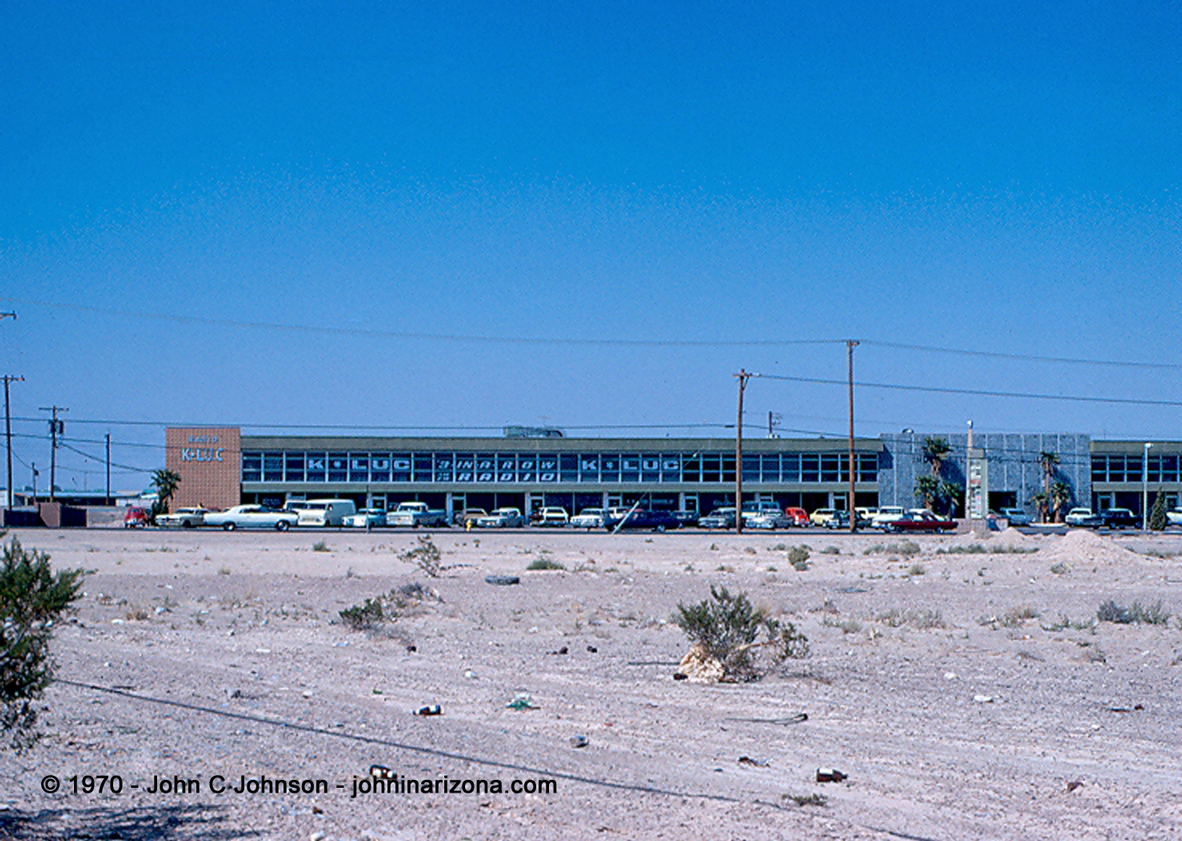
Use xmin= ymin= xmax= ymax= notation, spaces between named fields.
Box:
xmin=165 ymin=427 xmax=1182 ymax=521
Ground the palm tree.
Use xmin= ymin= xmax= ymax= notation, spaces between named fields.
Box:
xmin=1049 ymin=481 xmax=1072 ymax=523
xmin=915 ymin=475 xmax=940 ymax=510
xmin=940 ymin=480 xmax=965 ymax=518
xmin=923 ymin=437 xmax=952 ymax=479
xmin=151 ymin=468 xmax=182 ymax=517
xmin=1038 ymin=451 xmax=1060 ymax=523
xmin=1031 ymin=491 xmax=1049 ymax=524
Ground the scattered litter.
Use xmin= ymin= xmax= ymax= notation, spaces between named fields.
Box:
xmin=816 ymin=768 xmax=847 ymax=783
xmin=1066 ymin=780 xmax=1083 ymax=792
xmin=973 ymin=695 xmax=994 ymax=704
xmin=507 ymin=693 xmax=537 ymax=711
xmin=372 ymin=688 xmax=383 ymax=695
xmin=464 ymin=670 xmax=478 ymax=679
xmin=738 ymin=756 xmax=770 ymax=767
xmin=724 ymin=713 xmax=808 ymax=726
xmin=414 ymin=704 xmax=442 ymax=716
xmin=485 ymin=575 xmax=520 ymax=586
xmin=586 ymin=645 xmax=598 ymax=653
xmin=255 ymin=649 xmax=272 ymax=654
xmin=944 ymin=672 xmax=958 ymax=680
xmin=370 ymin=765 xmax=395 ymax=779
xmin=551 ymin=646 xmax=569 ymax=655
xmin=570 ymin=734 xmax=589 ymax=748
xmin=672 ymin=672 xmax=688 ymax=681
xmin=406 ymin=644 xmax=417 ymax=653
xmin=1108 ymin=704 xmax=1144 ymax=713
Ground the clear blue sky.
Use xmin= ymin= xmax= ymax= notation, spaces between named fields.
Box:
xmin=2 ymin=1 xmax=1180 ymax=489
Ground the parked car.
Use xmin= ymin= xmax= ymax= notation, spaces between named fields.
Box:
xmin=1097 ymin=507 xmax=1139 ymax=529
xmin=784 ymin=507 xmax=809 ymax=527
xmin=535 ymin=506 xmax=570 ymax=527
xmin=998 ymin=507 xmax=1033 ymax=527
xmin=855 ymin=507 xmax=878 ymax=524
xmin=870 ymin=506 xmax=906 ymax=529
xmin=746 ymin=509 xmax=791 ymax=530
xmin=571 ymin=507 xmax=606 ymax=529
xmin=204 ymin=505 xmax=299 ymax=531
xmin=671 ymin=509 xmax=700 ymax=527
xmin=699 ymin=507 xmax=737 ymax=530
xmin=155 ymin=507 xmax=210 ymax=528
xmin=454 ymin=508 xmax=488 ymax=527
xmin=477 ymin=507 xmax=526 ymax=528
xmin=1167 ymin=508 xmax=1182 ymax=527
xmin=386 ymin=501 xmax=448 ymax=528
xmin=343 ymin=508 xmax=387 ymax=528
xmin=878 ymin=510 xmax=956 ymax=533
xmin=1065 ymin=507 xmax=1096 ymax=527
xmin=123 ymin=506 xmax=151 ymax=528
xmin=810 ymin=508 xmax=838 ymax=527
xmin=603 ymin=508 xmax=680 ymax=532
xmin=824 ymin=510 xmax=872 ymax=530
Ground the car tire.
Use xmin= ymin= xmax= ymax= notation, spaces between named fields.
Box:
xmin=223 ymin=522 xmax=236 ymax=531
xmin=276 ymin=521 xmax=290 ymax=532
xmin=182 ymin=520 xmax=193 ymax=529
xmin=656 ymin=525 xmax=666 ymax=533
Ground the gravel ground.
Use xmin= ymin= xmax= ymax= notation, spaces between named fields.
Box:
xmin=3 ymin=525 xmax=1182 ymax=840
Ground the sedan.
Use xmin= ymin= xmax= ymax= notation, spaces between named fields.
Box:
xmin=535 ymin=506 xmax=570 ymax=527
xmin=343 ymin=508 xmax=387 ymax=528
xmin=1065 ymin=507 xmax=1096 ymax=527
xmin=747 ymin=510 xmax=791 ymax=530
xmin=878 ymin=510 xmax=956 ymax=533
xmin=156 ymin=507 xmax=211 ymax=528
xmin=999 ymin=508 xmax=1033 ymax=527
xmin=604 ymin=508 xmax=680 ymax=532
xmin=698 ymin=508 xmax=737 ymax=530
xmin=204 ymin=505 xmax=299 ymax=531
xmin=571 ymin=507 xmax=606 ymax=529
xmin=1097 ymin=508 xmax=1139 ymax=529
xmin=477 ymin=508 xmax=526 ymax=528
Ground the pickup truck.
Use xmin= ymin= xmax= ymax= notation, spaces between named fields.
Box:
xmin=386 ymin=502 xmax=449 ymax=528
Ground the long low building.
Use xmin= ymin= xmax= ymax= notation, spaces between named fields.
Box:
xmin=164 ymin=427 xmax=1182 ymax=521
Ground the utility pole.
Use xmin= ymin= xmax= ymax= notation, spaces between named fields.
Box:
xmin=847 ymin=340 xmax=859 ymax=533
xmin=106 ymin=433 xmax=111 ymax=505
xmin=3 ymin=376 xmax=24 ymax=510
xmin=39 ymin=405 xmax=67 ymax=502
xmin=31 ymin=462 xmax=37 ymax=504
xmin=734 ymin=369 xmax=753 ymax=535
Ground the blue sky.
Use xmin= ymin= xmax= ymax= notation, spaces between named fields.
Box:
xmin=2 ymin=1 xmax=1181 ymax=489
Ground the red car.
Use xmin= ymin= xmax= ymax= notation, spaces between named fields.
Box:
xmin=784 ymin=507 xmax=809 ymax=527
xmin=123 ymin=506 xmax=151 ymax=528
xmin=880 ymin=510 xmax=956 ymax=533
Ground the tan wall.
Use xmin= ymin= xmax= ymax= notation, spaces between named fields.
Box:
xmin=165 ymin=427 xmax=241 ymax=511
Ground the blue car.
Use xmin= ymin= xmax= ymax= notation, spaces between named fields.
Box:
xmin=604 ymin=508 xmax=681 ymax=532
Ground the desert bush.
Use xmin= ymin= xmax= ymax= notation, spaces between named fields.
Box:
xmin=400 ymin=535 xmax=442 ymax=578
xmin=674 ymin=586 xmax=808 ymax=682
xmin=876 ymin=608 xmax=945 ymax=629
xmin=312 ymin=540 xmax=329 ymax=553
xmin=339 ymin=597 xmax=388 ymax=631
xmin=527 ymin=558 xmax=566 ymax=571
xmin=937 ymin=544 xmax=1038 ymax=555
xmin=904 ymin=563 xmax=926 ymax=577
xmin=0 ymin=538 xmax=85 ymax=751
xmin=864 ymin=541 xmax=920 ymax=557
xmin=1098 ymin=600 xmax=1170 ymax=625
xmin=787 ymin=546 xmax=809 ymax=565
xmin=821 ymin=545 xmax=841 ymax=555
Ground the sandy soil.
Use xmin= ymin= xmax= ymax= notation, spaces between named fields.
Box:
xmin=3 ymin=525 xmax=1182 ymax=840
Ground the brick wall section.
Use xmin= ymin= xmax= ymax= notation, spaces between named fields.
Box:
xmin=165 ymin=427 xmax=241 ymax=511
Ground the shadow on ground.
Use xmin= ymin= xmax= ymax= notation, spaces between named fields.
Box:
xmin=0 ymin=804 xmax=258 ymax=840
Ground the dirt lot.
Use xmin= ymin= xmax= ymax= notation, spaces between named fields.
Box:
xmin=3 ymin=525 xmax=1182 ymax=840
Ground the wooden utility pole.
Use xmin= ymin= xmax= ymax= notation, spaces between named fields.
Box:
xmin=106 ymin=432 xmax=112 ymax=505
xmin=4 ymin=376 xmax=24 ymax=510
xmin=39 ymin=405 xmax=67 ymax=502
xmin=735 ymin=369 xmax=753 ymax=535
xmin=847 ymin=340 xmax=859 ymax=532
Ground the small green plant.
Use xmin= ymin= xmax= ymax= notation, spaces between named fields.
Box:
xmin=784 ymin=792 xmax=828 ymax=807
xmin=1098 ymin=600 xmax=1170 ymax=625
xmin=400 ymin=535 xmax=442 ymax=578
xmin=821 ymin=545 xmax=841 ymax=555
xmin=904 ymin=563 xmax=926 ymax=577
xmin=339 ymin=597 xmax=387 ymax=631
xmin=312 ymin=540 xmax=329 ymax=553
xmin=674 ymin=585 xmax=808 ymax=682
xmin=0 ymin=538 xmax=85 ymax=751
xmin=1149 ymin=491 xmax=1169 ymax=531
xmin=527 ymin=558 xmax=566 ymax=571
xmin=876 ymin=608 xmax=945 ymax=629
xmin=787 ymin=545 xmax=810 ymax=571
xmin=1000 ymin=605 xmax=1040 ymax=627
xmin=1050 ymin=562 xmax=1070 ymax=575
xmin=864 ymin=541 xmax=920 ymax=557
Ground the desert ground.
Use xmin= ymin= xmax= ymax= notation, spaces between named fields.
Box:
xmin=2 ymin=524 xmax=1182 ymax=840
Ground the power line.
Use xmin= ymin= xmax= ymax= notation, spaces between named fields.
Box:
xmin=760 ymin=374 xmax=1182 ymax=409
xmin=861 ymin=340 xmax=1182 ymax=371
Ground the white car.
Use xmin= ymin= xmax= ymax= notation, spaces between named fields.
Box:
xmin=571 ymin=507 xmax=606 ymax=529
xmin=1167 ymin=509 xmax=1182 ymax=527
xmin=870 ymin=506 xmax=905 ymax=529
xmin=344 ymin=508 xmax=386 ymax=528
xmin=155 ymin=507 xmax=210 ymax=528
xmin=477 ymin=507 xmax=526 ymax=528
xmin=746 ymin=510 xmax=790 ymax=530
xmin=1065 ymin=507 xmax=1095 ymax=527
xmin=535 ymin=506 xmax=570 ymax=526
xmin=204 ymin=505 xmax=299 ymax=531
xmin=999 ymin=507 xmax=1033 ymax=527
